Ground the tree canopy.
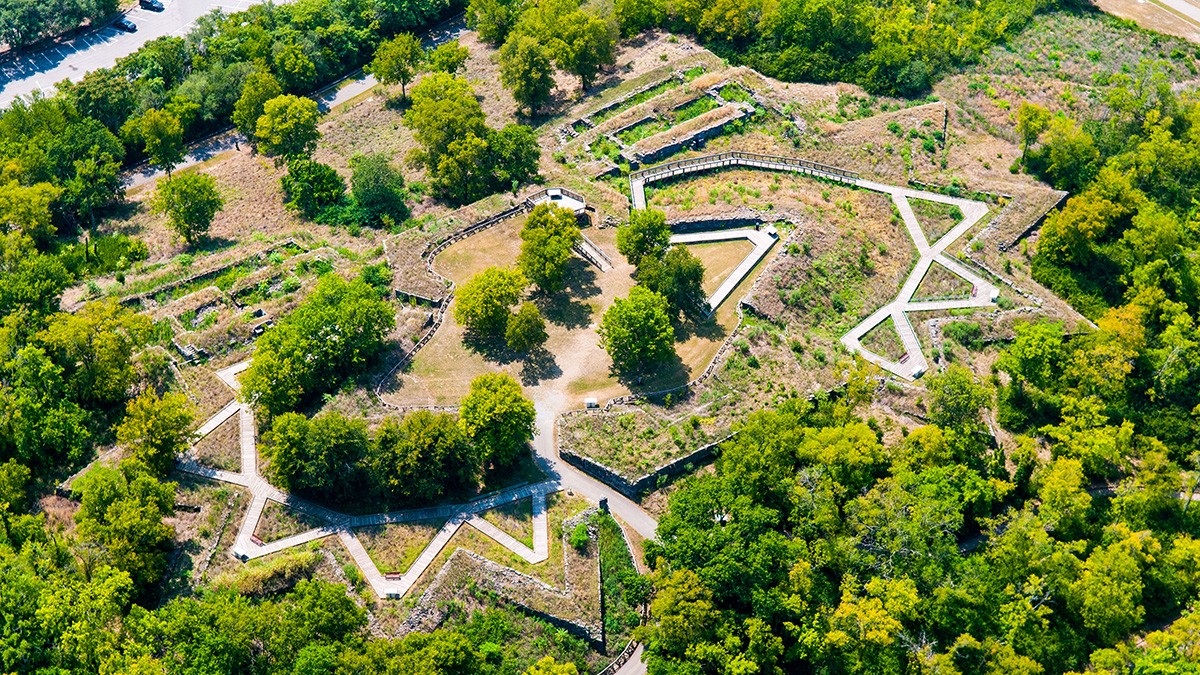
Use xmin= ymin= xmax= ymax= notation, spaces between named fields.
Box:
xmin=459 ymin=373 xmax=536 ymax=467
xmin=150 ymin=172 xmax=225 ymax=247
xmin=599 ymin=286 xmax=676 ymax=375
xmin=519 ymin=204 xmax=581 ymax=293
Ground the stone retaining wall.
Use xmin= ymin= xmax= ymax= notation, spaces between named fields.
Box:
xmin=559 ymin=434 xmax=733 ymax=499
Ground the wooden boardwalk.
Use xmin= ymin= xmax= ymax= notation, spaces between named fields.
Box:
xmin=629 ymin=151 xmax=1000 ymax=379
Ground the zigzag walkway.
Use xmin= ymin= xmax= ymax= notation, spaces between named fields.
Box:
xmin=629 ymin=151 xmax=1001 ymax=379
xmin=179 ymin=360 xmax=556 ymax=600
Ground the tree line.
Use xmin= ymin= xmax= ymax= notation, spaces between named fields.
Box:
xmin=0 ymin=0 xmax=118 ymax=51
xmin=636 ymin=365 xmax=1200 ymax=673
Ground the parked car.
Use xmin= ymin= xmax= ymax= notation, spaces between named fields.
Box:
xmin=139 ymin=0 xmax=165 ymax=10
xmin=113 ymin=17 xmax=137 ymax=32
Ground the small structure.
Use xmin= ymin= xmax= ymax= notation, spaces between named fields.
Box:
xmin=529 ymin=188 xmax=587 ymax=215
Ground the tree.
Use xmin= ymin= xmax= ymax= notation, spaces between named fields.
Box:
xmin=467 ymin=0 xmax=522 ymax=45
xmin=554 ymin=12 xmax=615 ymax=90
xmin=273 ymin=40 xmax=317 ymax=94
xmin=526 ymin=656 xmax=579 ymax=674
xmin=615 ymin=0 xmax=665 ymax=36
xmin=454 ymin=267 xmax=527 ymax=337
xmin=150 ymin=172 xmax=224 ymax=247
xmin=263 ymin=412 xmax=369 ymax=500
xmin=458 ymin=372 xmax=536 ymax=467
xmin=116 ymin=391 xmax=195 ymax=477
xmin=506 ymin=302 xmax=548 ymax=352
xmin=242 ymin=275 xmax=395 ymax=417
xmin=617 ymin=209 xmax=671 ymax=265
xmin=1016 ymin=102 xmax=1050 ymax=163
xmin=73 ymin=462 xmax=175 ymax=594
xmin=233 ymin=71 xmax=283 ymax=142
xmin=281 ymin=159 xmax=347 ymax=219
xmin=500 ymin=35 xmax=555 ymax=114
xmin=369 ymin=33 xmax=424 ymax=99
xmin=599 ymin=286 xmax=676 ymax=375
xmin=370 ymin=411 xmax=481 ymax=503
xmin=1037 ymin=115 xmax=1100 ymax=193
xmin=488 ymin=124 xmax=541 ymax=190
xmin=350 ymin=153 xmax=410 ymax=225
xmin=36 ymin=299 xmax=151 ymax=406
xmin=429 ymin=40 xmax=470 ymax=74
xmin=925 ymin=365 xmax=989 ymax=434
xmin=256 ymin=94 xmax=321 ymax=161
xmin=432 ymin=133 xmax=493 ymax=205
xmin=0 ymin=181 xmax=61 ymax=247
xmin=519 ymin=203 xmax=581 ymax=292
xmin=1034 ymin=457 xmax=1092 ymax=539
xmin=131 ymin=109 xmax=185 ymax=175
xmin=637 ymin=244 xmax=706 ymax=316
xmin=405 ymin=73 xmax=488 ymax=171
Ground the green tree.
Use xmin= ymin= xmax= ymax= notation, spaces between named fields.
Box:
xmin=554 ymin=12 xmax=615 ymax=90
xmin=369 ymin=33 xmax=425 ymax=99
xmin=519 ymin=203 xmax=581 ymax=292
xmin=116 ymin=390 xmax=195 ymax=477
xmin=1038 ymin=115 xmax=1100 ymax=193
xmin=615 ymin=0 xmax=665 ymax=36
xmin=454 ymin=267 xmax=527 ymax=337
xmin=126 ymin=108 xmax=185 ymax=175
xmin=282 ymin=159 xmax=347 ymax=219
xmin=617 ymin=209 xmax=671 ymax=265
xmin=488 ymin=124 xmax=542 ymax=190
xmin=263 ymin=412 xmax=370 ymax=500
xmin=925 ymin=364 xmax=989 ymax=434
xmin=256 ymin=94 xmax=321 ymax=161
xmin=370 ymin=411 xmax=481 ymax=502
xmin=599 ymin=286 xmax=676 ymax=375
xmin=74 ymin=462 xmax=175 ymax=594
xmin=273 ymin=40 xmax=317 ymax=94
xmin=150 ymin=172 xmax=225 ymax=247
xmin=467 ymin=0 xmax=523 ymax=44
xmin=36 ymin=299 xmax=151 ymax=406
xmin=1034 ymin=457 xmax=1092 ymax=540
xmin=350 ymin=153 xmax=410 ymax=225
xmin=405 ymin=73 xmax=488 ymax=171
xmin=458 ymin=372 xmax=536 ymax=467
xmin=0 ymin=181 xmax=61 ymax=247
xmin=1016 ymin=102 xmax=1050 ymax=163
xmin=233 ymin=70 xmax=283 ymax=142
xmin=636 ymin=244 xmax=706 ymax=316
xmin=429 ymin=40 xmax=470 ymax=74
xmin=506 ymin=302 xmax=548 ymax=352
xmin=432 ymin=133 xmax=492 ymax=204
xmin=499 ymin=35 xmax=555 ymax=114
xmin=242 ymin=275 xmax=395 ymax=417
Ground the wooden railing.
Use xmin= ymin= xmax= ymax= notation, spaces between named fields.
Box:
xmin=598 ymin=641 xmax=640 ymax=675
xmin=631 ymin=151 xmax=859 ymax=184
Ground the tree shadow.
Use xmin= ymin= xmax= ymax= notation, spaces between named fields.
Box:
xmin=196 ymin=236 xmax=237 ymax=254
xmin=672 ymin=312 xmax=729 ymax=342
xmin=519 ymin=347 xmax=562 ymax=386
xmin=535 ymin=259 xmax=602 ymax=330
xmin=462 ymin=329 xmax=521 ymax=364
xmin=612 ymin=349 xmax=689 ymax=394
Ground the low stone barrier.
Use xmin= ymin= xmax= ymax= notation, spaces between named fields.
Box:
xmin=559 ymin=434 xmax=733 ymax=499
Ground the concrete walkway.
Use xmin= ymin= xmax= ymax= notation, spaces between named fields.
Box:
xmin=179 ymin=361 xmax=558 ymax=600
xmin=629 ymin=152 xmax=1000 ymax=379
xmin=670 ymin=228 xmax=778 ymax=312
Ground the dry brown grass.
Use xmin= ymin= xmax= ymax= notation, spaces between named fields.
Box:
xmin=479 ymin=499 xmax=533 ymax=547
xmin=683 ymin=239 xmax=755 ymax=297
xmin=357 ymin=519 xmax=446 ymax=574
xmin=191 ymin=414 xmax=240 ymax=472
xmin=177 ymin=364 xmax=234 ymax=422
xmin=861 ymin=317 xmax=906 ymax=362
xmin=913 ymin=262 xmax=973 ymax=301
xmin=254 ymin=500 xmax=323 ymax=543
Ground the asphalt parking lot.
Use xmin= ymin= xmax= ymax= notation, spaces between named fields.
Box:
xmin=0 ymin=0 xmax=287 ymax=107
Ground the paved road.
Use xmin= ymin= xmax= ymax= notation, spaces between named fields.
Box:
xmin=0 ymin=0 xmax=293 ymax=108
xmin=1158 ymin=0 xmax=1200 ymax=26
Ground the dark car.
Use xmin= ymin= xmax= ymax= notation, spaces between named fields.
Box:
xmin=113 ymin=17 xmax=137 ymax=32
xmin=139 ymin=0 xmax=165 ymax=10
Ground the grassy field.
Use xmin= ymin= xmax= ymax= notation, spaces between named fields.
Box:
xmin=861 ymin=317 xmax=907 ymax=362
xmin=480 ymin=499 xmax=534 ymax=548
xmin=684 ymin=239 xmax=755 ymax=297
xmin=913 ymin=262 xmax=973 ymax=301
xmin=254 ymin=500 xmax=323 ymax=543
xmin=357 ymin=519 xmax=447 ymax=574
xmin=191 ymin=415 xmax=240 ymax=473
xmin=909 ymin=198 xmax=963 ymax=243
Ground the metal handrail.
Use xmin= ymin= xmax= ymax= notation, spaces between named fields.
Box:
xmin=631 ymin=151 xmax=859 ymax=183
